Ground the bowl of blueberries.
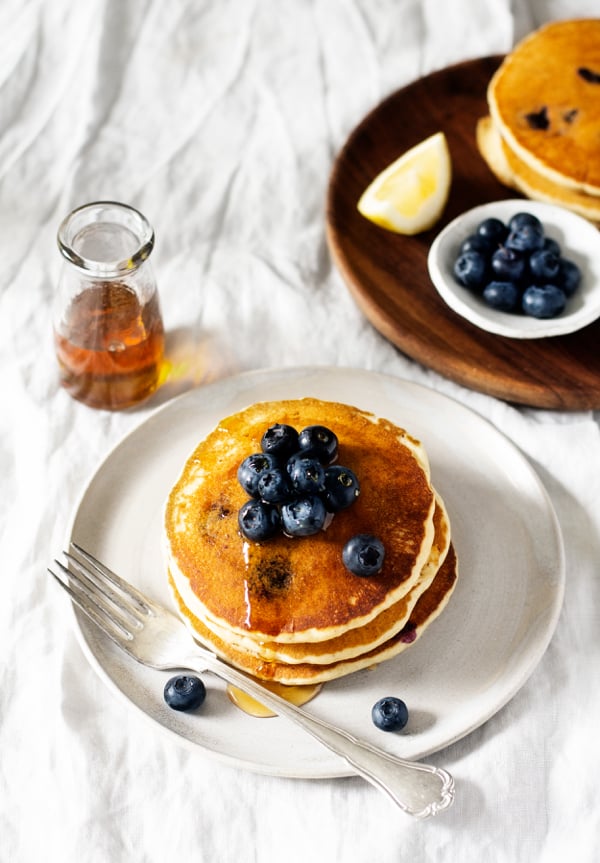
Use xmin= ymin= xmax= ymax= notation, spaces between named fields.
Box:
xmin=427 ymin=199 xmax=600 ymax=338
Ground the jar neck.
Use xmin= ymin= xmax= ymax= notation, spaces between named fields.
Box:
xmin=57 ymin=201 xmax=154 ymax=278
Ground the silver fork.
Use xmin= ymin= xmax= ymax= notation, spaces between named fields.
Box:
xmin=49 ymin=544 xmax=455 ymax=818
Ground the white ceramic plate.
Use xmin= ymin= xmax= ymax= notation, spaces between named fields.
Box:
xmin=67 ymin=366 xmax=564 ymax=778
xmin=427 ymin=199 xmax=600 ymax=338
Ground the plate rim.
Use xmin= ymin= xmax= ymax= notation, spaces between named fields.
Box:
xmin=64 ymin=365 xmax=566 ymax=778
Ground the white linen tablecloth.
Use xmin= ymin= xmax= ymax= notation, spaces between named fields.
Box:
xmin=2 ymin=1 xmax=600 ymax=860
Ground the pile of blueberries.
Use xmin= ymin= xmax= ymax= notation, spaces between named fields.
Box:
xmin=453 ymin=211 xmax=581 ymax=319
xmin=237 ymin=422 xmax=385 ymax=577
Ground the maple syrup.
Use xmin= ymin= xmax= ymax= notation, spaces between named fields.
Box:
xmin=54 ymin=281 xmax=164 ymax=410
xmin=227 ymin=680 xmax=322 ymax=718
xmin=54 ymin=201 xmax=164 ymax=410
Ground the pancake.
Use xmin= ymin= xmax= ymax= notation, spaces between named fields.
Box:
xmin=488 ymin=19 xmax=600 ymax=197
xmin=476 ymin=115 xmax=600 ymax=223
xmin=192 ymin=493 xmax=451 ymax=665
xmin=475 ymin=115 xmax=515 ymax=188
xmin=168 ymin=544 xmax=458 ymax=685
xmin=164 ymin=398 xmax=436 ymax=645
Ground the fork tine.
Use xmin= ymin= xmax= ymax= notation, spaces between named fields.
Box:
xmin=62 ymin=551 xmax=147 ymax=627
xmin=69 ymin=543 xmax=151 ymax=614
xmin=49 ymin=560 xmax=135 ymax=645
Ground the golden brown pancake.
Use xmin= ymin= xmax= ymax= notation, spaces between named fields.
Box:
xmin=475 ymin=115 xmax=515 ymax=188
xmin=164 ymin=398 xmax=436 ymax=644
xmin=164 ymin=397 xmax=457 ymax=685
xmin=476 ymin=115 xmax=600 ymax=223
xmin=169 ymin=544 xmax=458 ymax=684
xmin=195 ymin=493 xmax=451 ymax=665
xmin=488 ymin=19 xmax=600 ymax=196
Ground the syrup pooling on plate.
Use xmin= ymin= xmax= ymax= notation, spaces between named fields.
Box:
xmin=226 ymin=681 xmax=322 ymax=718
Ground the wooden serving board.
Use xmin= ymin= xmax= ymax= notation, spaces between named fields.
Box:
xmin=326 ymin=56 xmax=600 ymax=410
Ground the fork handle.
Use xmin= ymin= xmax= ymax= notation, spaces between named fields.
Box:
xmin=181 ymin=652 xmax=455 ymax=818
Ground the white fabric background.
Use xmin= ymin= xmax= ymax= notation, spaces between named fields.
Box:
xmin=2 ymin=1 xmax=600 ymax=860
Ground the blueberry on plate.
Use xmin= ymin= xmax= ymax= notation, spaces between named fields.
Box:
xmin=164 ymin=675 xmax=206 ymax=712
xmin=555 ymin=258 xmax=581 ymax=297
xmin=490 ymin=246 xmax=526 ymax=282
xmin=260 ymin=423 xmax=299 ymax=460
xmin=297 ymin=425 xmax=338 ymax=463
xmin=476 ymin=216 xmax=507 ymax=246
xmin=522 ymin=284 xmax=567 ymax=319
xmin=371 ymin=696 xmax=409 ymax=732
xmin=482 ymin=280 xmax=521 ymax=312
xmin=257 ymin=467 xmax=293 ymax=504
xmin=237 ymin=452 xmax=279 ymax=497
xmin=453 ymin=250 xmax=488 ymax=290
xmin=238 ymin=499 xmax=281 ymax=541
xmin=280 ymin=496 xmax=326 ymax=537
xmin=528 ymin=247 xmax=560 ymax=281
xmin=323 ymin=465 xmax=360 ymax=512
xmin=342 ymin=534 xmax=385 ymax=576
xmin=287 ymin=456 xmax=326 ymax=494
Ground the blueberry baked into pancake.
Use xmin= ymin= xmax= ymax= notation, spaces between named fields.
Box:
xmin=477 ymin=19 xmax=600 ymax=222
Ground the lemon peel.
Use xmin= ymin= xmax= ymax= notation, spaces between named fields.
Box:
xmin=357 ymin=132 xmax=452 ymax=235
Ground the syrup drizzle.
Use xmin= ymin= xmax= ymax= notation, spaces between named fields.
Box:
xmin=226 ymin=680 xmax=322 ymax=718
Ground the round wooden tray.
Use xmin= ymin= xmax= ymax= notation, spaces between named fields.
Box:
xmin=326 ymin=56 xmax=600 ymax=410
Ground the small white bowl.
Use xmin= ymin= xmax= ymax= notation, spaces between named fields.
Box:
xmin=427 ymin=199 xmax=600 ymax=339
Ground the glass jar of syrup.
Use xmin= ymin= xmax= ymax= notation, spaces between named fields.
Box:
xmin=54 ymin=201 xmax=165 ymax=410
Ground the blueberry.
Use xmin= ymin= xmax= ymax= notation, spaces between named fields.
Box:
xmin=476 ymin=217 xmax=507 ymax=246
xmin=323 ymin=465 xmax=360 ymax=512
xmin=491 ymin=246 xmax=526 ymax=282
xmin=528 ymin=248 xmax=560 ymax=282
xmin=508 ymin=212 xmax=543 ymax=233
xmin=288 ymin=456 xmax=326 ymax=494
xmin=453 ymin=250 xmax=488 ymax=290
xmin=459 ymin=234 xmax=493 ymax=255
xmin=297 ymin=425 xmax=338 ymax=463
xmin=505 ymin=224 xmax=544 ymax=253
xmin=371 ymin=696 xmax=409 ymax=732
xmin=522 ymin=284 xmax=567 ymax=319
xmin=543 ymin=236 xmax=561 ymax=257
xmin=237 ymin=452 xmax=279 ymax=497
xmin=164 ymin=675 xmax=206 ymax=712
xmin=261 ymin=423 xmax=299 ymax=460
xmin=286 ymin=451 xmax=303 ymax=475
xmin=555 ymin=258 xmax=581 ymax=297
xmin=280 ymin=496 xmax=326 ymax=537
xmin=257 ymin=468 xmax=293 ymax=504
xmin=238 ymin=499 xmax=281 ymax=541
xmin=342 ymin=534 xmax=385 ymax=576
xmin=482 ymin=280 xmax=521 ymax=312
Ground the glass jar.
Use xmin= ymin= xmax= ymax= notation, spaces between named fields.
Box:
xmin=54 ymin=201 xmax=165 ymax=410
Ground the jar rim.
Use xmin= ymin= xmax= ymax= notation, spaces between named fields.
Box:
xmin=57 ymin=200 xmax=155 ymax=277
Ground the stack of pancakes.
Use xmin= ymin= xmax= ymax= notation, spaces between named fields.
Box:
xmin=163 ymin=398 xmax=457 ymax=685
xmin=477 ymin=19 xmax=600 ymax=223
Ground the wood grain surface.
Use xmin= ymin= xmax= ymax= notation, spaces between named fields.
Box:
xmin=326 ymin=56 xmax=600 ymax=410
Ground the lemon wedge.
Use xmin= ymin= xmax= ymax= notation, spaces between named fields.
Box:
xmin=357 ymin=132 xmax=452 ymax=235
